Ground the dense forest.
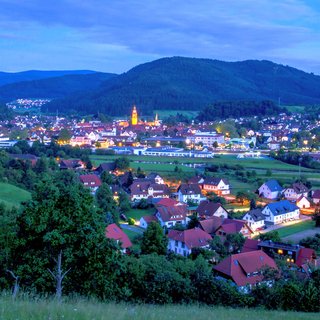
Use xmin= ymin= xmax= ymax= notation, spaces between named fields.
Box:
xmin=44 ymin=57 xmax=320 ymax=116
xmin=197 ymin=100 xmax=285 ymax=120
xmin=0 ymin=73 xmax=116 ymax=101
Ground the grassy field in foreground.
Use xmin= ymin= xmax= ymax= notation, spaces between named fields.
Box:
xmin=0 ymin=182 xmax=31 ymax=207
xmin=0 ymin=297 xmax=318 ymax=320
xmin=277 ymin=220 xmax=316 ymax=239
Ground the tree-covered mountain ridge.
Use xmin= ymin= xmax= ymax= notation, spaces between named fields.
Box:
xmin=45 ymin=57 xmax=320 ymax=116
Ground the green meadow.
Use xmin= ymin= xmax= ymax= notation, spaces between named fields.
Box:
xmin=0 ymin=182 xmax=31 ymax=207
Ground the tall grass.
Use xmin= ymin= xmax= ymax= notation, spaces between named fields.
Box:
xmin=0 ymin=294 xmax=318 ymax=320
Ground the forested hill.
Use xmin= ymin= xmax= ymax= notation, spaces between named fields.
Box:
xmin=0 ymin=70 xmax=96 ymax=86
xmin=45 ymin=57 xmax=320 ymax=116
xmin=0 ymin=72 xmax=117 ymax=101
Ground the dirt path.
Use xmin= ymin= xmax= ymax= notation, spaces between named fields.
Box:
xmin=282 ymin=228 xmax=320 ymax=243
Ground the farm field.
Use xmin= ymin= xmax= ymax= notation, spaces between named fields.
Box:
xmin=0 ymin=296 xmax=318 ymax=320
xmin=0 ymin=182 xmax=31 ymax=207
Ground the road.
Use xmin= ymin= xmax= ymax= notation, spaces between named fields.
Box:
xmin=282 ymin=228 xmax=320 ymax=243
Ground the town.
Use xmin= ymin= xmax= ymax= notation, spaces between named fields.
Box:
xmin=0 ymin=103 xmax=319 ymax=299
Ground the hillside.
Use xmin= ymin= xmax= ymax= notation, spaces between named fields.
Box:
xmin=45 ymin=57 xmax=320 ymax=116
xmin=0 ymin=182 xmax=31 ymax=207
xmin=0 ymin=72 xmax=117 ymax=101
xmin=0 ymin=70 xmax=96 ymax=86
xmin=0 ymin=297 xmax=318 ymax=320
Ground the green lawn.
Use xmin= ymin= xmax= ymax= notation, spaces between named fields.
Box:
xmin=277 ymin=220 xmax=315 ymax=239
xmin=154 ymin=109 xmax=198 ymax=118
xmin=122 ymin=228 xmax=141 ymax=242
xmin=0 ymin=297 xmax=318 ymax=320
xmin=0 ymin=182 xmax=31 ymax=207
xmin=126 ymin=208 xmax=155 ymax=221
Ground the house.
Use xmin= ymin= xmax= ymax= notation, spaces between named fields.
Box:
xmin=155 ymin=204 xmax=189 ymax=228
xmin=79 ymin=174 xmax=102 ymax=193
xmin=95 ymin=162 xmax=116 ymax=174
xmin=59 ymin=159 xmax=84 ymax=170
xmin=258 ymin=179 xmax=283 ymax=200
xmin=241 ymin=238 xmax=260 ymax=253
xmin=283 ymin=182 xmax=309 ymax=200
xmin=9 ymin=153 xmax=38 ymax=166
xmin=145 ymin=172 xmax=165 ymax=185
xmin=312 ymin=190 xmax=320 ymax=204
xmin=215 ymin=218 xmax=253 ymax=240
xmin=258 ymin=241 xmax=317 ymax=268
xmin=262 ymin=200 xmax=300 ymax=225
xmin=177 ymin=183 xmax=204 ymax=204
xmin=167 ymin=228 xmax=212 ymax=256
xmin=214 ymin=250 xmax=277 ymax=290
xmin=242 ymin=208 xmax=265 ymax=231
xmin=202 ymin=177 xmax=230 ymax=195
xmin=199 ymin=216 xmax=224 ymax=235
xmin=139 ymin=215 xmax=158 ymax=229
xmin=130 ymin=181 xmax=170 ymax=201
xmin=105 ymin=223 xmax=132 ymax=253
xmin=197 ymin=200 xmax=228 ymax=219
xmin=296 ymin=196 xmax=311 ymax=209
xmin=188 ymin=176 xmax=204 ymax=185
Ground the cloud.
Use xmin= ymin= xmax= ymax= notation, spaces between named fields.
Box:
xmin=0 ymin=0 xmax=319 ymax=73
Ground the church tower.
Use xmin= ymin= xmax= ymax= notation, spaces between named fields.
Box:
xmin=131 ymin=105 xmax=138 ymax=125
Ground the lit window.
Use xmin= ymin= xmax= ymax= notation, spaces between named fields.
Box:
xmin=278 ymin=249 xmax=283 ymax=254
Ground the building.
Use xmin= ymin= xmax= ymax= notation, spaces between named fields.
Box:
xmin=186 ymin=132 xmax=225 ymax=147
xmin=283 ymin=182 xmax=309 ymax=201
xmin=296 ymin=196 xmax=311 ymax=209
xmin=129 ymin=181 xmax=170 ymax=201
xmin=312 ymin=190 xmax=320 ymax=204
xmin=197 ymin=200 xmax=228 ymax=219
xmin=156 ymin=205 xmax=189 ymax=228
xmin=167 ymin=228 xmax=212 ymax=256
xmin=131 ymin=105 xmax=138 ymax=126
xmin=258 ymin=179 xmax=283 ymax=200
xmin=214 ymin=250 xmax=277 ymax=290
xmin=105 ymin=223 xmax=132 ymax=253
xmin=79 ymin=174 xmax=102 ymax=193
xmin=242 ymin=208 xmax=265 ymax=231
xmin=139 ymin=215 xmax=158 ymax=229
xmin=262 ymin=200 xmax=300 ymax=225
xmin=202 ymin=177 xmax=230 ymax=195
xmin=177 ymin=183 xmax=205 ymax=204
xmin=215 ymin=218 xmax=253 ymax=240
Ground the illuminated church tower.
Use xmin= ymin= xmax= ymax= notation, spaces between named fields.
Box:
xmin=131 ymin=105 xmax=138 ymax=125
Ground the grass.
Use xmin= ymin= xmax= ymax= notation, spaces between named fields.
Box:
xmin=277 ymin=220 xmax=315 ymax=238
xmin=284 ymin=105 xmax=305 ymax=113
xmin=154 ymin=109 xmax=198 ymax=118
xmin=0 ymin=182 xmax=31 ymax=207
xmin=126 ymin=208 xmax=155 ymax=221
xmin=0 ymin=296 xmax=318 ymax=320
xmin=122 ymin=228 xmax=141 ymax=242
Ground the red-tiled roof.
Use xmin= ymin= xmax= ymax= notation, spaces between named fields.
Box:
xmin=141 ymin=215 xmax=158 ymax=223
xmin=312 ymin=189 xmax=320 ymax=199
xmin=296 ymin=248 xmax=316 ymax=268
xmin=218 ymin=218 xmax=253 ymax=235
xmin=214 ymin=250 xmax=277 ymax=287
xmin=156 ymin=198 xmax=181 ymax=207
xmin=197 ymin=200 xmax=227 ymax=217
xmin=156 ymin=205 xmax=187 ymax=222
xmin=241 ymin=239 xmax=260 ymax=253
xmin=105 ymin=223 xmax=132 ymax=249
xmin=168 ymin=228 xmax=212 ymax=249
xmin=199 ymin=216 xmax=223 ymax=234
xmin=79 ymin=174 xmax=102 ymax=187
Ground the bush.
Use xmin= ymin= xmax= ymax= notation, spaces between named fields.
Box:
xmin=128 ymin=217 xmax=135 ymax=225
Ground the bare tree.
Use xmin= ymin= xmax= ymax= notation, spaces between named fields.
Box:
xmin=48 ymin=250 xmax=71 ymax=302
xmin=6 ymin=270 xmax=19 ymax=299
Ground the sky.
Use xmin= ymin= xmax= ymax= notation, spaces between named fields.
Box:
xmin=0 ymin=0 xmax=320 ymax=74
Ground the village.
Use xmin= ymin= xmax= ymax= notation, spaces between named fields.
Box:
xmin=1 ymin=105 xmax=319 ymax=292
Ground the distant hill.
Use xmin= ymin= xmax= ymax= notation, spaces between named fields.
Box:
xmin=45 ymin=57 xmax=320 ymax=116
xmin=0 ymin=70 xmax=96 ymax=86
xmin=0 ymin=72 xmax=117 ymax=101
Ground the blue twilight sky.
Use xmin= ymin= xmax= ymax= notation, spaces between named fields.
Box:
xmin=0 ymin=0 xmax=320 ymax=74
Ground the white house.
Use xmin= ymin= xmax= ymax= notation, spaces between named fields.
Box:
xmin=167 ymin=228 xmax=212 ymax=257
xmin=258 ymin=179 xmax=283 ymax=200
xmin=177 ymin=183 xmax=205 ymax=204
xmin=155 ymin=205 xmax=189 ymax=228
xmin=139 ymin=215 xmax=158 ymax=229
xmin=262 ymin=200 xmax=300 ymax=225
xmin=283 ymin=183 xmax=309 ymax=200
xmin=202 ymin=178 xmax=230 ymax=195
xmin=196 ymin=200 xmax=228 ymax=219
xmin=242 ymin=209 xmax=265 ymax=231
xmin=296 ymin=196 xmax=311 ymax=209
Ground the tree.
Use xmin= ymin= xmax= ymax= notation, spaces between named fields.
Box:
xmin=119 ymin=191 xmax=131 ymax=213
xmin=86 ymin=160 xmax=93 ymax=170
xmin=115 ymin=157 xmax=130 ymax=170
xmin=225 ymin=233 xmax=245 ymax=253
xmin=101 ymin=171 xmax=113 ymax=184
xmin=259 ymin=230 xmax=281 ymax=242
xmin=58 ymin=129 xmax=72 ymax=143
xmin=236 ymin=191 xmax=250 ymax=205
xmin=7 ymin=174 xmax=122 ymax=297
xmin=250 ymin=198 xmax=257 ymax=210
xmin=312 ymin=209 xmax=320 ymax=227
xmin=96 ymin=183 xmax=119 ymax=224
xmin=141 ymin=222 xmax=168 ymax=255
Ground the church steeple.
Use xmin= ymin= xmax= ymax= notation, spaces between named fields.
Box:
xmin=131 ymin=105 xmax=138 ymax=125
